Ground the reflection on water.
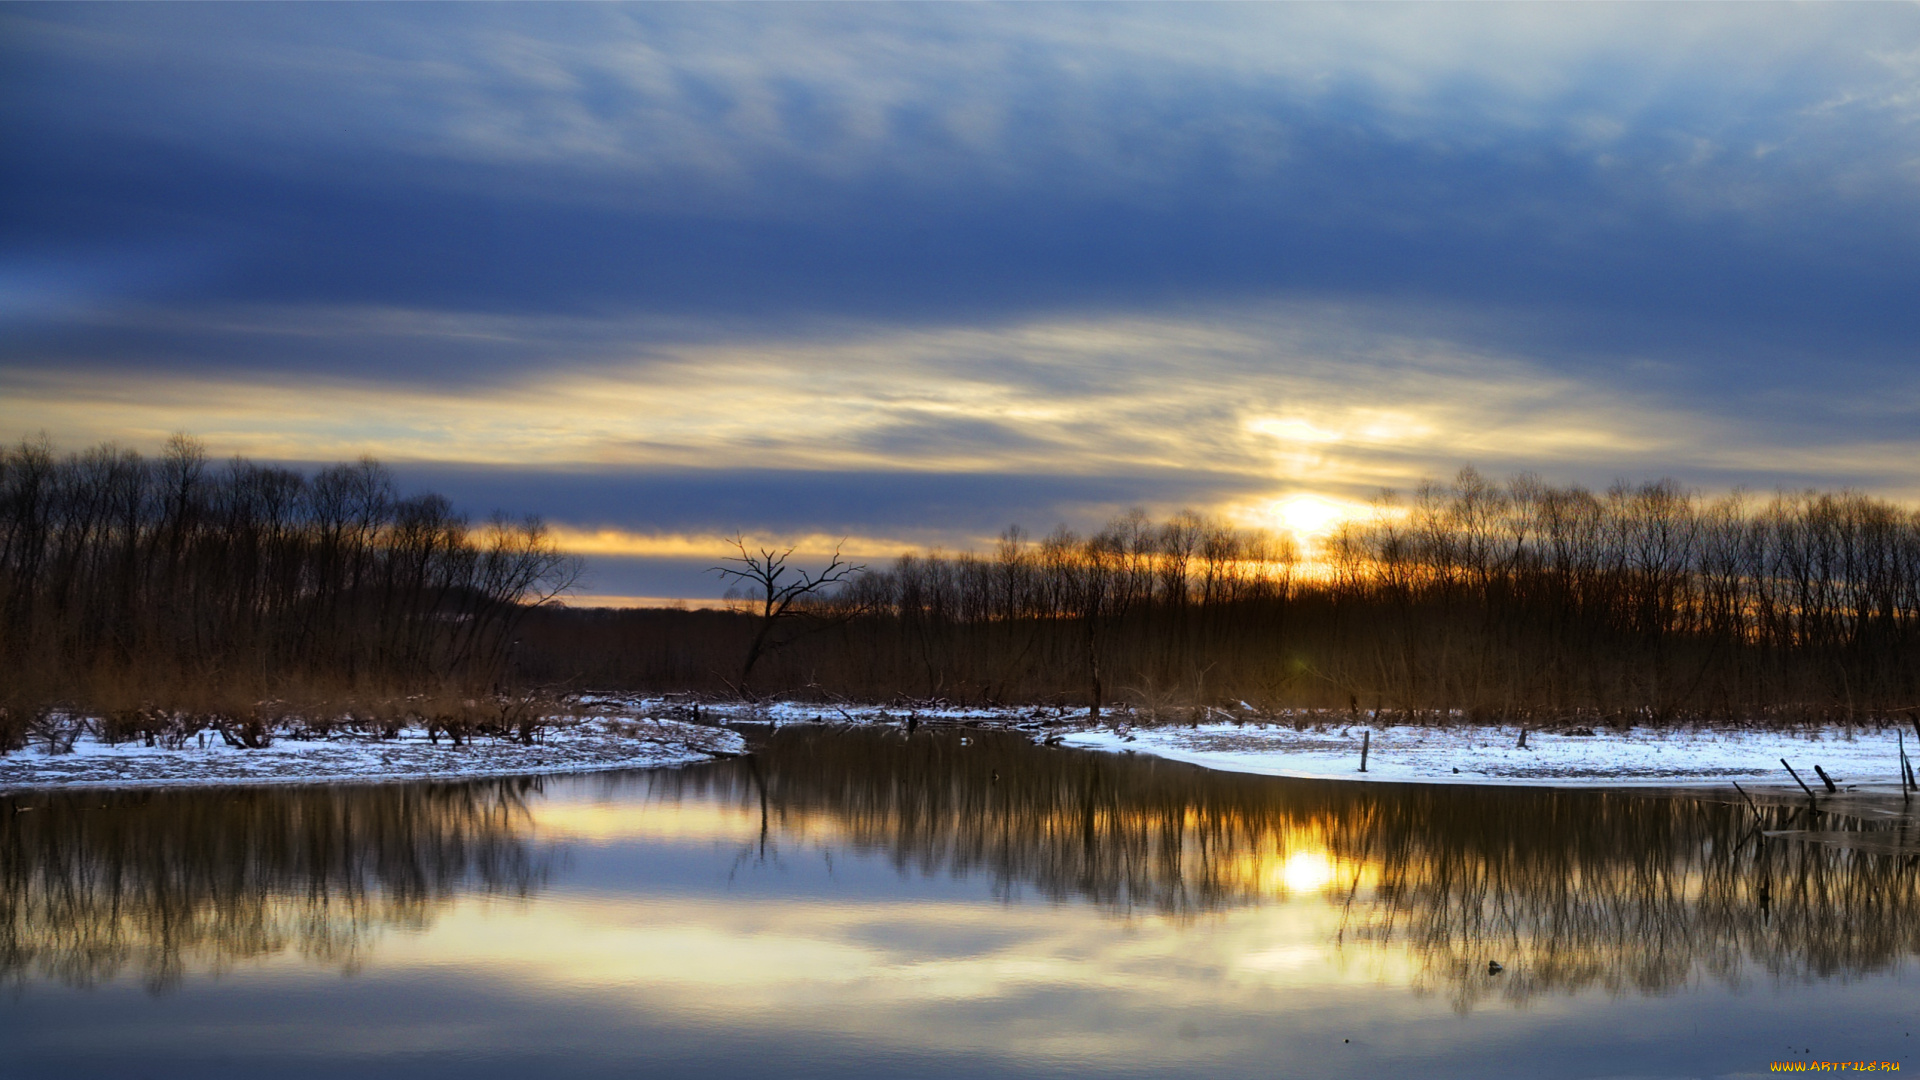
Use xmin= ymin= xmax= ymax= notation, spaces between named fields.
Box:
xmin=0 ymin=782 xmax=548 ymax=990
xmin=652 ymin=728 xmax=1920 ymax=1009
xmin=2 ymin=727 xmax=1916 ymax=1016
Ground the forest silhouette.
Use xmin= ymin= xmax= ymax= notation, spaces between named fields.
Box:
xmin=8 ymin=436 xmax=1920 ymax=737
xmin=0 ymin=436 xmax=576 ymax=749
xmin=521 ymin=470 xmax=1920 ymax=728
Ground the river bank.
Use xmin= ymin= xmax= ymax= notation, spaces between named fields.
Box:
xmin=1058 ymin=719 xmax=1918 ymax=795
xmin=0 ymin=713 xmax=743 ymax=791
xmin=3 ymin=695 xmax=1914 ymax=796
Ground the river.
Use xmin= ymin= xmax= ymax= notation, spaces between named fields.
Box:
xmin=3 ymin=727 xmax=1915 ymax=1077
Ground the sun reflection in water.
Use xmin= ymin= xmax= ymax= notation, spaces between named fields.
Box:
xmin=1275 ymin=849 xmax=1338 ymax=895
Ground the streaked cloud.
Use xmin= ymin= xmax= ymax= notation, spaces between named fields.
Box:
xmin=5 ymin=4 xmax=1918 ymax=599
xmin=8 ymin=300 xmax=1915 ymax=507
xmin=0 ymin=302 xmax=1729 ymax=482
xmin=14 ymin=5 xmax=1919 ymax=204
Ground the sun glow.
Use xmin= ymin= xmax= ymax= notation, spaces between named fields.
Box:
xmin=544 ymin=526 xmax=908 ymax=563
xmin=1274 ymin=849 xmax=1339 ymax=895
xmin=1237 ymin=493 xmax=1367 ymax=557
xmin=1269 ymin=493 xmax=1350 ymax=536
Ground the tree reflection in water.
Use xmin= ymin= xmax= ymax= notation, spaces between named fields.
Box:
xmin=648 ymin=727 xmax=1920 ymax=1010
xmin=0 ymin=781 xmax=548 ymax=991
xmin=4 ymin=729 xmax=1916 ymax=1011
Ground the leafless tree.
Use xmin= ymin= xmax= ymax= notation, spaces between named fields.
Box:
xmin=0 ymin=435 xmax=581 ymax=749
xmin=518 ymin=476 xmax=1920 ymax=724
xmin=710 ymin=537 xmax=864 ymax=696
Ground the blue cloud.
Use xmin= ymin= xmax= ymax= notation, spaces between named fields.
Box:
xmin=6 ymin=1 xmax=1920 ymax=576
xmin=385 ymin=463 xmax=1253 ymax=539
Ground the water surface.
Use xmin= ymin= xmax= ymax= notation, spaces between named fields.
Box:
xmin=3 ymin=728 xmax=1916 ymax=1078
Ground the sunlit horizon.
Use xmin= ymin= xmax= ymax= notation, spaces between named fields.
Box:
xmin=6 ymin=4 xmax=1918 ymax=600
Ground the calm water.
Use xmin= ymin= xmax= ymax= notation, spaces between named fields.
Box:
xmin=3 ymin=728 xmax=1917 ymax=1079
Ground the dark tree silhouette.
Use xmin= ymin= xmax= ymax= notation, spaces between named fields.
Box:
xmin=709 ymin=537 xmax=863 ymax=696
xmin=0 ymin=434 xmax=579 ymax=749
xmin=518 ymin=469 xmax=1920 ymax=726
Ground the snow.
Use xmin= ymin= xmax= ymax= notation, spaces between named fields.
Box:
xmin=601 ymin=696 xmax=1920 ymax=796
xmin=0 ymin=714 xmax=744 ymax=793
xmin=8 ymin=691 xmax=1916 ymax=799
xmin=1059 ymin=721 xmax=1919 ymax=793
xmin=579 ymin=696 xmax=1029 ymax=726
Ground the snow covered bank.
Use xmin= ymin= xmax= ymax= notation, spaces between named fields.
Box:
xmin=0 ymin=715 xmax=744 ymax=792
xmin=1060 ymin=721 xmax=1919 ymax=792
xmin=667 ymin=697 xmax=1919 ymax=795
xmin=12 ymin=689 xmax=1910 ymax=797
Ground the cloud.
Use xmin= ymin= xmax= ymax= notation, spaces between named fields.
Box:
xmin=14 ymin=5 xmax=1918 ymax=202
xmin=7 ymin=2 xmax=1920 ymax=373
xmin=9 ymin=300 xmax=1917 ymax=523
xmin=7 ymin=5 xmax=1920 ymax=598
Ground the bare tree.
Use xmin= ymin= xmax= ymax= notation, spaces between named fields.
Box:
xmin=710 ymin=537 xmax=864 ymax=696
xmin=0 ymin=436 xmax=581 ymax=751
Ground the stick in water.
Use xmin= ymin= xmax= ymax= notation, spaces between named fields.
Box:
xmin=1811 ymin=764 xmax=1838 ymax=793
xmin=1902 ymin=731 xmax=1916 ymax=798
xmin=1781 ymin=759 xmax=1819 ymax=804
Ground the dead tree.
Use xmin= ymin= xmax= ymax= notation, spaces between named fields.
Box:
xmin=710 ymin=537 xmax=864 ymax=696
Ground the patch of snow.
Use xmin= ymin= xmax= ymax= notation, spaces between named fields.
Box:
xmin=591 ymin=696 xmax=1919 ymax=796
xmin=22 ymin=690 xmax=1908 ymax=797
xmin=1059 ymin=722 xmax=1919 ymax=793
xmin=0 ymin=715 xmax=743 ymax=792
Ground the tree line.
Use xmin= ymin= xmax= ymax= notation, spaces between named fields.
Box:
xmin=519 ymin=468 xmax=1920 ymax=726
xmin=1320 ymin=469 xmax=1920 ymax=725
xmin=11 ymin=431 xmax=1920 ymax=730
xmin=0 ymin=435 xmax=577 ymax=744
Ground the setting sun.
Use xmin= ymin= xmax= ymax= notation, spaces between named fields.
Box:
xmin=1243 ymin=493 xmax=1361 ymax=547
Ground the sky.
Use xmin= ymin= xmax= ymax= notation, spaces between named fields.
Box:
xmin=4 ymin=3 xmax=1920 ymax=602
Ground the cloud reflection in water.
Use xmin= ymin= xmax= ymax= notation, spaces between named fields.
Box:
xmin=3 ymin=729 xmax=1917 ymax=1074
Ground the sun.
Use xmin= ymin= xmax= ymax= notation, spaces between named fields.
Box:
xmin=1265 ymin=493 xmax=1352 ymax=538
